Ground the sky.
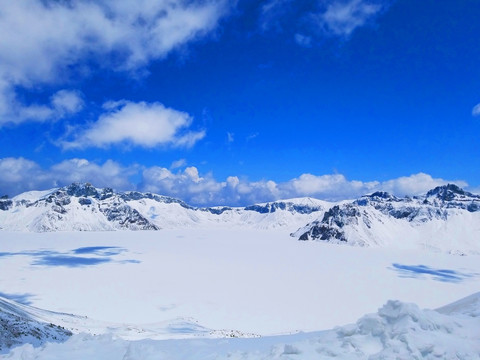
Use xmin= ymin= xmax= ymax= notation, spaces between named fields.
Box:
xmin=0 ymin=0 xmax=479 ymax=206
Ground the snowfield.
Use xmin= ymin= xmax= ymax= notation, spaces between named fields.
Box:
xmin=1 ymin=229 xmax=480 ymax=358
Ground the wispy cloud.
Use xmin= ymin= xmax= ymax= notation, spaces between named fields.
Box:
xmin=260 ymin=0 xmax=293 ymax=31
xmin=472 ymin=103 xmax=480 ymax=117
xmin=260 ymin=0 xmax=385 ymax=43
xmin=0 ymin=157 xmax=469 ymax=206
xmin=171 ymin=159 xmax=188 ymax=170
xmin=0 ymin=89 xmax=84 ymax=125
xmin=315 ymin=0 xmax=383 ymax=37
xmin=246 ymin=132 xmax=259 ymax=141
xmin=0 ymin=0 xmax=230 ymax=126
xmin=294 ymin=33 xmax=313 ymax=47
xmin=61 ymin=101 xmax=205 ymax=149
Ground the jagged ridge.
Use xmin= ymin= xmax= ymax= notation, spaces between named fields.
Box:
xmin=0 ymin=183 xmax=327 ymax=232
xmin=294 ymin=184 xmax=480 ymax=253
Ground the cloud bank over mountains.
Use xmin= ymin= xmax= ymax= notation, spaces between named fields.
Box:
xmin=0 ymin=157 xmax=468 ymax=206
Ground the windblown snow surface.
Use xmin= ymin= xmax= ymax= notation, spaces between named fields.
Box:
xmin=2 ymin=292 xmax=480 ymax=359
xmin=1 ymin=229 xmax=480 ymax=358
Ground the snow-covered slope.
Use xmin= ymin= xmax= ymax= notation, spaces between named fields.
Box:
xmin=293 ymin=184 xmax=480 ymax=254
xmin=0 ymin=297 xmax=72 ymax=353
xmin=0 ymin=183 xmax=328 ymax=232
xmin=0 ymin=295 xmax=261 ymax=354
xmin=2 ymin=292 xmax=480 ymax=359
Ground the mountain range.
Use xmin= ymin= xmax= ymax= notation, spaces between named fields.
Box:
xmin=1 ymin=183 xmax=479 ymax=253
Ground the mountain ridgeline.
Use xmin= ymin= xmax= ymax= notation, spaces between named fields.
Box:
xmin=1 ymin=183 xmax=479 ymax=253
xmin=0 ymin=183 xmax=327 ymax=232
xmin=293 ymin=184 xmax=480 ymax=254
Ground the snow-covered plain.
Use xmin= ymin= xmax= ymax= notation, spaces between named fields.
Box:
xmin=1 ymin=228 xmax=480 ymax=357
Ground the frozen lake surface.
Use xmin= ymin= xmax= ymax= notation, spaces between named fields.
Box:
xmin=1 ymin=229 xmax=479 ymax=335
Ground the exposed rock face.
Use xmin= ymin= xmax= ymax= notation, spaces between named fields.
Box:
xmin=0 ymin=297 xmax=72 ymax=353
xmin=0 ymin=183 xmax=163 ymax=231
xmin=298 ymin=205 xmax=360 ymax=241
xmin=294 ymin=184 xmax=480 ymax=251
xmin=0 ymin=199 xmax=12 ymax=211
xmin=245 ymin=201 xmax=323 ymax=214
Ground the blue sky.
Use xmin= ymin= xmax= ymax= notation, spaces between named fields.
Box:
xmin=0 ymin=0 xmax=479 ymax=205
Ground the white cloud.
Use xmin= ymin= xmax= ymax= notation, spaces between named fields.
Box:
xmin=0 ymin=157 xmax=471 ymax=206
xmin=227 ymin=132 xmax=234 ymax=143
xmin=0 ymin=158 xmax=48 ymax=196
xmin=0 ymin=89 xmax=84 ymax=125
xmin=0 ymin=0 xmax=229 ymax=125
xmin=62 ymin=101 xmax=205 ymax=149
xmin=259 ymin=0 xmax=385 ymax=46
xmin=316 ymin=0 xmax=382 ymax=36
xmin=170 ymin=159 xmax=187 ymax=169
xmin=51 ymin=90 xmax=84 ymax=117
xmin=49 ymin=159 xmax=136 ymax=190
xmin=139 ymin=168 xmax=468 ymax=206
xmin=472 ymin=103 xmax=480 ymax=117
xmin=0 ymin=157 xmax=134 ymax=197
xmin=378 ymin=173 xmax=468 ymax=197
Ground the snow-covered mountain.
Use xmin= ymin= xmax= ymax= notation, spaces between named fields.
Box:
xmin=1 ymin=183 xmax=479 ymax=253
xmin=0 ymin=183 xmax=327 ymax=232
xmin=293 ymin=184 xmax=480 ymax=254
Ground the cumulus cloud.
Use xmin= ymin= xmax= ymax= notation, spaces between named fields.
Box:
xmin=140 ymin=168 xmax=468 ymax=206
xmin=62 ymin=101 xmax=205 ymax=149
xmin=49 ymin=159 xmax=136 ymax=190
xmin=316 ymin=0 xmax=383 ymax=36
xmin=0 ymin=157 xmax=470 ymax=206
xmin=0 ymin=0 xmax=229 ymax=125
xmin=472 ymin=103 xmax=480 ymax=117
xmin=0 ymin=157 xmax=134 ymax=197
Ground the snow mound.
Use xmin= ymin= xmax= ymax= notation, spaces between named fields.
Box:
xmin=436 ymin=291 xmax=480 ymax=317
xmin=3 ymin=293 xmax=480 ymax=359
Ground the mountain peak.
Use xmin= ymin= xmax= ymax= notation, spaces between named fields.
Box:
xmin=62 ymin=182 xmax=113 ymax=200
xmin=425 ymin=184 xmax=471 ymax=201
xmin=366 ymin=191 xmax=395 ymax=200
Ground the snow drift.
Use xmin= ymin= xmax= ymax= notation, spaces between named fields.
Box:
xmin=2 ymin=292 xmax=480 ymax=359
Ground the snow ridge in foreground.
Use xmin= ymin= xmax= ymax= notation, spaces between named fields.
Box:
xmin=2 ymin=293 xmax=480 ymax=359
xmin=0 ymin=297 xmax=71 ymax=353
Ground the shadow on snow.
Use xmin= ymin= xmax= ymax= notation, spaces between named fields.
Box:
xmin=0 ymin=247 xmax=139 ymax=268
xmin=390 ymin=263 xmax=477 ymax=283
xmin=0 ymin=291 xmax=36 ymax=305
